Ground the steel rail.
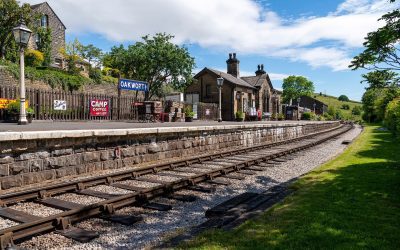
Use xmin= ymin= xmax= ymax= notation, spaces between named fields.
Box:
xmin=0 ymin=124 xmax=343 ymax=206
xmin=0 ymin=124 xmax=353 ymax=248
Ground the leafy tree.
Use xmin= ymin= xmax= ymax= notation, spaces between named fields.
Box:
xmin=361 ymin=70 xmax=399 ymax=89
xmin=36 ymin=27 xmax=52 ymax=66
xmin=349 ymin=1 xmax=400 ymax=72
xmin=338 ymin=95 xmax=350 ymax=102
xmin=384 ymin=97 xmax=400 ymax=134
xmin=0 ymin=0 xmax=36 ymax=60
xmin=282 ymin=75 xmax=315 ymax=104
xmin=102 ymin=45 xmax=126 ymax=70
xmin=80 ymin=44 xmax=102 ymax=67
xmin=105 ymin=33 xmax=195 ymax=100
xmin=60 ymin=38 xmax=83 ymax=74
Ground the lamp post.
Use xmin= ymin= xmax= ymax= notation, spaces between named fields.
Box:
xmin=272 ymin=92 xmax=277 ymax=120
xmin=216 ymin=76 xmax=224 ymax=122
xmin=297 ymin=97 xmax=301 ymax=120
xmin=313 ymin=102 xmax=316 ymax=114
xmin=12 ymin=21 xmax=32 ymax=125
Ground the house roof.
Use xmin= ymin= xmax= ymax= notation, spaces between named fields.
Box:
xmin=31 ymin=2 xmax=67 ymax=29
xmin=194 ymin=68 xmax=256 ymax=89
xmin=241 ymin=74 xmax=284 ymax=95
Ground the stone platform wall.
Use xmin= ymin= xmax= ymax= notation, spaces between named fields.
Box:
xmin=0 ymin=122 xmax=339 ymax=190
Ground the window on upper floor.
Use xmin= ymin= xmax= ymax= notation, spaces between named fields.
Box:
xmin=41 ymin=15 xmax=48 ymax=28
xmin=205 ymin=84 xmax=212 ymax=97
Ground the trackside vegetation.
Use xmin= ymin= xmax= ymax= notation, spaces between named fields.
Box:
xmin=181 ymin=125 xmax=400 ymax=249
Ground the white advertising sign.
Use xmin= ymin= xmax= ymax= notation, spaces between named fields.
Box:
xmin=54 ymin=100 xmax=67 ymax=110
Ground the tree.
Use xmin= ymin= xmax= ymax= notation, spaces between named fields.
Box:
xmin=0 ymin=0 xmax=36 ymax=61
xmin=349 ymin=1 xmax=400 ymax=72
xmin=60 ymin=38 xmax=83 ymax=74
xmin=80 ymin=44 xmax=102 ymax=67
xmin=106 ymin=33 xmax=195 ymax=100
xmin=338 ymin=95 xmax=350 ymax=102
xmin=361 ymin=70 xmax=399 ymax=89
xmin=282 ymin=75 xmax=315 ymax=104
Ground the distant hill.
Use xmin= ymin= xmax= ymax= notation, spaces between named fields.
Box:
xmin=312 ymin=93 xmax=362 ymax=120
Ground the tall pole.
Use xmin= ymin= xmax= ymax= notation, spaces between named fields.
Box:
xmin=18 ymin=46 xmax=28 ymax=125
xmin=297 ymin=102 xmax=300 ymax=121
xmin=218 ymin=86 xmax=222 ymax=122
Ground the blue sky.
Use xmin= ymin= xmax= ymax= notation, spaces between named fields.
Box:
xmin=25 ymin=0 xmax=399 ymax=101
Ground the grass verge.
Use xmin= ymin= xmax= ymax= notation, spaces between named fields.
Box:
xmin=181 ymin=125 xmax=400 ymax=249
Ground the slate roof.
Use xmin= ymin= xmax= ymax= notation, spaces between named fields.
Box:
xmin=241 ymin=74 xmax=277 ymax=92
xmin=194 ymin=68 xmax=256 ymax=89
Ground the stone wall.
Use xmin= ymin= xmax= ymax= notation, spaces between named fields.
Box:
xmin=0 ymin=67 xmax=55 ymax=91
xmin=0 ymin=122 xmax=339 ymax=190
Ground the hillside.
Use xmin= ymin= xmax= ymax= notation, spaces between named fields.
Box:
xmin=313 ymin=93 xmax=362 ymax=120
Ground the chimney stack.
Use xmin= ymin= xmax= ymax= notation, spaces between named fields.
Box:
xmin=226 ymin=52 xmax=240 ymax=78
xmin=255 ymin=63 xmax=266 ymax=76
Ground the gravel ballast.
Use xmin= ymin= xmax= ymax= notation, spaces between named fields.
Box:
xmin=18 ymin=126 xmax=362 ymax=250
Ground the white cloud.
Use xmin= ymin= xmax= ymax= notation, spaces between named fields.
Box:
xmin=23 ymin=0 xmax=399 ymax=71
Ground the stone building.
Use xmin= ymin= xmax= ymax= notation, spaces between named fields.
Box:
xmin=185 ymin=53 xmax=282 ymax=121
xmin=28 ymin=2 xmax=66 ymax=68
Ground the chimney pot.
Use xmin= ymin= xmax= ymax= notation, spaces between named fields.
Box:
xmin=229 ymin=53 xmax=232 ymax=59
xmin=233 ymin=53 xmax=236 ymax=59
xmin=257 ymin=65 xmax=261 ymax=70
xmin=261 ymin=64 xmax=264 ymax=70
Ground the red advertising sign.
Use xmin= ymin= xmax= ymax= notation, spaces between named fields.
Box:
xmin=90 ymin=99 xmax=109 ymax=116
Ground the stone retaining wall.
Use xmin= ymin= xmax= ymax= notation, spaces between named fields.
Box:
xmin=0 ymin=122 xmax=339 ymax=190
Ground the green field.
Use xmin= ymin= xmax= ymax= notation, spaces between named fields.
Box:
xmin=182 ymin=126 xmax=400 ymax=249
xmin=313 ymin=93 xmax=363 ymax=120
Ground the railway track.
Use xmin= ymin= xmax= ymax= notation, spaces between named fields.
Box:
xmin=0 ymin=123 xmax=353 ymax=249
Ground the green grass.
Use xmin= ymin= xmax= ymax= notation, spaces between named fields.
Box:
xmin=182 ymin=125 xmax=400 ymax=249
xmin=313 ymin=94 xmax=363 ymax=120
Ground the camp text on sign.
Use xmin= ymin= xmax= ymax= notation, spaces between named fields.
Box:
xmin=118 ymin=78 xmax=149 ymax=92
xmin=90 ymin=99 xmax=109 ymax=116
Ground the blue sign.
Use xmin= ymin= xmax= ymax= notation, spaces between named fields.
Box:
xmin=118 ymin=78 xmax=149 ymax=92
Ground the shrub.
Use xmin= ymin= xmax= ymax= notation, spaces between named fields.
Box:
xmin=25 ymin=50 xmax=44 ymax=67
xmin=302 ymin=112 xmax=316 ymax=120
xmin=184 ymin=106 xmax=194 ymax=118
xmin=341 ymin=104 xmax=350 ymax=110
xmin=236 ymin=111 xmax=245 ymax=119
xmin=302 ymin=112 xmax=312 ymax=120
xmin=338 ymin=95 xmax=350 ymax=102
xmin=352 ymin=106 xmax=362 ymax=115
xmin=384 ymin=98 xmax=400 ymax=134
xmin=89 ymin=68 xmax=102 ymax=84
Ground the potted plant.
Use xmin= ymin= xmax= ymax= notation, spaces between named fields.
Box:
xmin=26 ymin=107 xmax=34 ymax=123
xmin=235 ymin=111 xmax=245 ymax=122
xmin=5 ymin=100 xmax=34 ymax=123
xmin=184 ymin=107 xmax=194 ymax=122
xmin=278 ymin=113 xmax=285 ymax=121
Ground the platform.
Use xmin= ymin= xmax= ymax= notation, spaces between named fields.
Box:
xmin=0 ymin=120 xmax=327 ymax=141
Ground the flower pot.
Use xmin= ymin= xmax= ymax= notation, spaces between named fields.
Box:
xmin=27 ymin=114 xmax=33 ymax=123
xmin=185 ymin=117 xmax=193 ymax=122
xmin=236 ymin=117 xmax=244 ymax=122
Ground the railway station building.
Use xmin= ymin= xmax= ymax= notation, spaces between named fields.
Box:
xmin=185 ymin=53 xmax=282 ymax=121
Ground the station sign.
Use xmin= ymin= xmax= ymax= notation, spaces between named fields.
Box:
xmin=90 ymin=99 xmax=109 ymax=116
xmin=118 ymin=78 xmax=148 ymax=92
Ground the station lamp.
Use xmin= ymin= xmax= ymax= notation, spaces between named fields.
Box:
xmin=13 ymin=21 xmax=32 ymax=125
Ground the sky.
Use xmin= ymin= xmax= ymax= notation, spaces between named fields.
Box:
xmin=23 ymin=0 xmax=400 ymax=101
